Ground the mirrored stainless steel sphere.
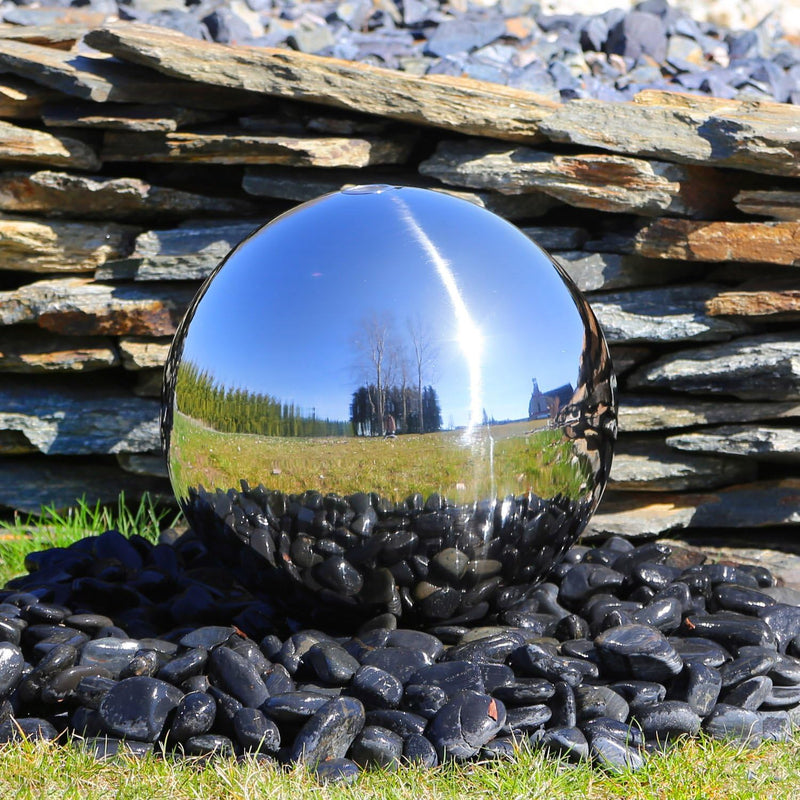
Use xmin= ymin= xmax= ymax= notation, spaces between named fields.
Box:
xmin=162 ymin=185 xmax=617 ymax=630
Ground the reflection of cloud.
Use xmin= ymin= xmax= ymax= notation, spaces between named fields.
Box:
xmin=394 ymin=196 xmax=484 ymax=432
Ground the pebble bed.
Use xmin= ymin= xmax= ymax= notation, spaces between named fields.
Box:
xmin=2 ymin=524 xmax=800 ymax=782
xmin=15 ymin=0 xmax=799 ymax=104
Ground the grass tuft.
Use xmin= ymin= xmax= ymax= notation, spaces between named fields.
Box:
xmin=0 ymin=493 xmax=181 ymax=585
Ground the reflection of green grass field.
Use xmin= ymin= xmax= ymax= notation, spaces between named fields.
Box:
xmin=170 ymin=412 xmax=591 ymax=502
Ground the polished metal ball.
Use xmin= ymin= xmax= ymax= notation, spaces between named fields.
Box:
xmin=161 ymin=185 xmax=617 ymax=630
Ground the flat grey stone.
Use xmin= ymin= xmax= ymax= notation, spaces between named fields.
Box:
xmin=628 ymin=333 xmax=800 ymax=400
xmin=666 ymin=425 xmax=800 ymax=463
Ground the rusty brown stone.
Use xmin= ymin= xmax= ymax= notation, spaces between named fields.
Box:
xmin=0 ymin=327 xmax=118 ymax=372
xmin=0 ymin=277 xmax=196 ymax=336
xmin=589 ymin=284 xmax=749 ymax=343
xmin=554 ymin=251 xmax=692 ymax=292
xmin=0 ymin=216 xmax=138 ymax=273
xmin=0 ymin=119 xmax=99 ymax=170
xmin=706 ymin=281 xmax=800 ymax=320
xmin=634 ymin=219 xmax=800 ymax=265
xmin=118 ymin=336 xmax=172 ymax=370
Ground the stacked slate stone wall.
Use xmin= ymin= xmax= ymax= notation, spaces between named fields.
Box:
xmin=0 ymin=22 xmax=797 ymax=541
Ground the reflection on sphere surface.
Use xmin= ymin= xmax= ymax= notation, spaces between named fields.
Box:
xmin=162 ymin=186 xmax=617 ymax=630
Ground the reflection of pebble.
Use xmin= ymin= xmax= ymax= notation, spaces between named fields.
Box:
xmin=4 ymin=530 xmax=800 ymax=777
xmin=184 ymin=484 xmax=591 ymax=629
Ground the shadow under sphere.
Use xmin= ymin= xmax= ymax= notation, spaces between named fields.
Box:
xmin=162 ymin=185 xmax=617 ymax=632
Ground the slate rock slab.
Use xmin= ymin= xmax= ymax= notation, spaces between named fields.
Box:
xmin=588 ymin=285 xmax=749 ymax=344
xmin=419 ymin=140 xmax=732 ymax=216
xmin=0 ymin=170 xmax=256 ymax=220
xmin=0 ymin=216 xmax=137 ymax=273
xmin=0 ymin=119 xmax=99 ymax=170
xmin=538 ymin=90 xmax=800 ymax=177
xmin=84 ymin=23 xmax=557 ymax=142
xmin=609 ymin=436 xmax=757 ymax=491
xmin=0 ymin=378 xmax=160 ymax=455
xmin=666 ymin=426 xmax=800 ymax=464
xmin=0 ymin=277 xmax=196 ymax=337
xmin=628 ymin=333 xmax=800 ymax=400
xmin=0 ymin=328 xmax=118 ymax=373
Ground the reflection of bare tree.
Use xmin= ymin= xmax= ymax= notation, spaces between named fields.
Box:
xmin=408 ymin=315 xmax=438 ymax=435
xmin=354 ymin=313 xmax=393 ymax=436
xmin=352 ymin=313 xmax=441 ymax=436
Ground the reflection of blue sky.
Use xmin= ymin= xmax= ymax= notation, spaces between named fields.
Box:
xmin=180 ymin=188 xmax=587 ymax=428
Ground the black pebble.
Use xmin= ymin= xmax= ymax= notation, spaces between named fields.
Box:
xmin=290 ymin=696 xmax=366 ymax=764
xmin=233 ymin=706 xmax=280 ymax=752
xmin=349 ymin=725 xmax=403 ymax=769
xmin=595 ymin=624 xmax=683 ymax=681
xmin=98 ymin=676 xmax=183 ymax=742
xmin=426 ymin=690 xmax=506 ymax=761
xmin=402 ymin=732 xmax=438 ymax=767
xmin=169 ymin=691 xmax=217 ymax=742
xmin=208 ymin=646 xmax=269 ymax=709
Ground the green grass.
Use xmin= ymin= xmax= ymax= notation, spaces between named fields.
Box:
xmin=0 ymin=493 xmax=180 ymax=584
xmin=1 ymin=498 xmax=800 ymax=798
xmin=169 ymin=411 xmax=592 ymax=504
xmin=1 ymin=730 xmax=800 ymax=800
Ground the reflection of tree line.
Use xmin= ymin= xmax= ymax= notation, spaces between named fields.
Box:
xmin=175 ymin=361 xmax=350 ymax=437
xmin=350 ymin=384 xmax=442 ymax=437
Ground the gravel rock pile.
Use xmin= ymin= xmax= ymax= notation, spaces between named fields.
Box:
xmin=3 ymin=0 xmax=800 ymax=103
xmin=2 ymin=524 xmax=800 ymax=781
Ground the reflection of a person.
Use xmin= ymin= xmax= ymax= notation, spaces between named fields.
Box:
xmin=384 ymin=414 xmax=396 ymax=438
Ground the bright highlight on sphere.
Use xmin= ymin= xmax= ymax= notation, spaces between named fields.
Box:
xmin=161 ymin=185 xmax=617 ymax=630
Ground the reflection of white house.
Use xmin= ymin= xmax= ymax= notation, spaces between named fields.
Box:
xmin=529 ymin=378 xmax=574 ymax=420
